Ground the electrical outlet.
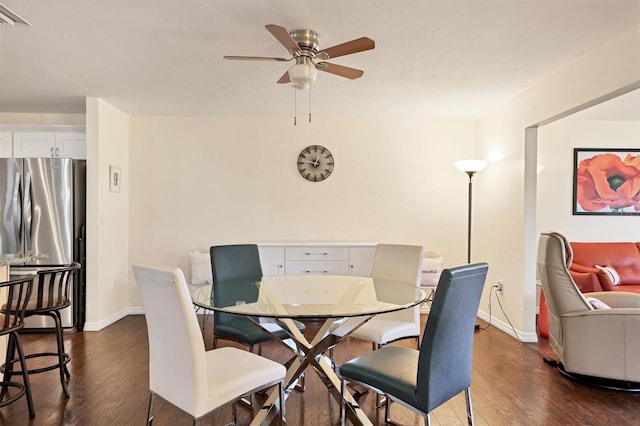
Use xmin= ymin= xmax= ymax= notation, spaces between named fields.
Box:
xmin=496 ymin=279 xmax=504 ymax=293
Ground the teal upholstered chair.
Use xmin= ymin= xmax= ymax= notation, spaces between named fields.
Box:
xmin=210 ymin=244 xmax=305 ymax=354
xmin=339 ymin=263 xmax=488 ymax=425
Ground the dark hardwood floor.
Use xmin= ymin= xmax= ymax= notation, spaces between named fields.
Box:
xmin=0 ymin=315 xmax=638 ymax=425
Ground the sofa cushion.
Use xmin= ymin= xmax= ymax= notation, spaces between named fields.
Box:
xmin=612 ymin=284 xmax=640 ymax=293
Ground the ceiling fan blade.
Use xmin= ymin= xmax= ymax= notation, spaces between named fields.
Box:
xmin=317 ymin=62 xmax=364 ymax=80
xmin=277 ymin=71 xmax=291 ymax=84
xmin=266 ymin=24 xmax=301 ymax=55
xmin=317 ymin=37 xmax=375 ymax=59
xmin=224 ymin=55 xmax=290 ymax=62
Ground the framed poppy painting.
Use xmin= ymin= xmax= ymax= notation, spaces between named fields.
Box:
xmin=573 ymin=148 xmax=640 ymax=215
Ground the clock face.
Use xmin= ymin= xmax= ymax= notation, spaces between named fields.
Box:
xmin=297 ymin=145 xmax=335 ymax=182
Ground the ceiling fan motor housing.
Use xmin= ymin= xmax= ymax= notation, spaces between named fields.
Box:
xmin=289 ymin=29 xmax=319 ymax=56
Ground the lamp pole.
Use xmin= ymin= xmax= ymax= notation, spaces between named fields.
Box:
xmin=465 ymin=171 xmax=476 ymax=264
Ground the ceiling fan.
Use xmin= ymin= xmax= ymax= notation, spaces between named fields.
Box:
xmin=224 ymin=24 xmax=375 ymax=90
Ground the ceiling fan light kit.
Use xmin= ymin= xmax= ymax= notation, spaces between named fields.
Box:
xmin=289 ymin=57 xmax=317 ymax=90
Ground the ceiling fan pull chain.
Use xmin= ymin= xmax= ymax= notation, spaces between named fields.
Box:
xmin=309 ymin=87 xmax=312 ymax=123
xmin=294 ymin=86 xmax=297 ymax=126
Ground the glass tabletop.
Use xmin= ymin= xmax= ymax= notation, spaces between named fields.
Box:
xmin=191 ymin=275 xmax=426 ymax=319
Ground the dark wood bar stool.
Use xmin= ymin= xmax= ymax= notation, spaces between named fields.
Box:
xmin=3 ymin=263 xmax=80 ymax=398
xmin=0 ymin=276 xmax=35 ymax=418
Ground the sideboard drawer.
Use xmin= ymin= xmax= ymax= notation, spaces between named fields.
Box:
xmin=285 ymin=246 xmax=348 ymax=261
xmin=285 ymin=260 xmax=350 ymax=275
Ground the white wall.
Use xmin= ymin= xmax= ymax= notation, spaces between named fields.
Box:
xmin=0 ymin=113 xmax=85 ymax=126
xmin=127 ymin=116 xmax=476 ymax=306
xmin=475 ymin=26 xmax=640 ymax=341
xmin=538 ymin=119 xmax=640 ymax=241
xmin=85 ymin=98 xmax=131 ymax=330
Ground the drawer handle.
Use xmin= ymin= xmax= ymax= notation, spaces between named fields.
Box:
xmin=304 ymin=252 xmax=328 ymax=256
xmin=304 ymin=270 xmax=329 ymax=274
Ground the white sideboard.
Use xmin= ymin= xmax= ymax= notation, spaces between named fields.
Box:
xmin=258 ymin=243 xmax=376 ymax=278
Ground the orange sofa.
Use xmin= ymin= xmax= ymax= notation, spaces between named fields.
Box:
xmin=538 ymin=241 xmax=640 ymax=338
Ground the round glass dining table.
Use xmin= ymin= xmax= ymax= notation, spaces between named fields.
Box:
xmin=192 ymin=274 xmax=426 ymax=426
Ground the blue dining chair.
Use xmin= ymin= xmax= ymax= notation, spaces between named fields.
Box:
xmin=210 ymin=244 xmax=305 ymax=354
xmin=339 ymin=263 xmax=488 ymax=425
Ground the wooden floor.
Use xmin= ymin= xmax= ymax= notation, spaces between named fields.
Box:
xmin=0 ymin=315 xmax=638 ymax=425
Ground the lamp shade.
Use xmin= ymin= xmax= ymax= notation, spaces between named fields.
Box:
xmin=455 ymin=159 xmax=488 ymax=173
xmin=288 ymin=61 xmax=317 ymax=90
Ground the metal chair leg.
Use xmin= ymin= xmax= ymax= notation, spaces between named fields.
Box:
xmin=278 ymin=379 xmax=286 ymax=424
xmin=340 ymin=377 xmax=347 ymax=426
xmin=12 ymin=332 xmax=35 ymax=418
xmin=464 ymin=387 xmax=474 ymax=425
xmin=51 ymin=311 xmax=70 ymax=396
xmin=146 ymin=392 xmax=156 ymax=425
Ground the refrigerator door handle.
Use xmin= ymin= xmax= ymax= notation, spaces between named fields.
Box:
xmin=24 ymin=171 xmax=32 ymax=253
xmin=13 ymin=171 xmax=23 ymax=254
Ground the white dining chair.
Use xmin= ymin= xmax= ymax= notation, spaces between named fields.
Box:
xmin=132 ymin=264 xmax=286 ymax=425
xmin=344 ymin=244 xmax=425 ymax=349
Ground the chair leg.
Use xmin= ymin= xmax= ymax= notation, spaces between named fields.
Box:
xmin=0 ymin=331 xmax=16 ymax=401
xmin=146 ymin=392 xmax=156 ymax=425
xmin=51 ymin=311 xmax=70 ymax=397
xmin=278 ymin=379 xmax=286 ymax=424
xmin=12 ymin=332 xmax=35 ymax=418
xmin=385 ymin=396 xmax=392 ymax=423
xmin=424 ymin=412 xmax=431 ymax=426
xmin=340 ymin=377 xmax=347 ymax=426
xmin=464 ymin=387 xmax=474 ymax=425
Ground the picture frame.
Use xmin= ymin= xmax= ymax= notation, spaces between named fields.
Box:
xmin=573 ymin=148 xmax=640 ymax=216
xmin=109 ymin=165 xmax=121 ymax=193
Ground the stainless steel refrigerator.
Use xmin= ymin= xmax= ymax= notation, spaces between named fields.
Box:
xmin=0 ymin=157 xmax=86 ymax=330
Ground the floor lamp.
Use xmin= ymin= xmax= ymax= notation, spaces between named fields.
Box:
xmin=455 ymin=159 xmax=488 ymax=330
xmin=455 ymin=159 xmax=488 ymax=263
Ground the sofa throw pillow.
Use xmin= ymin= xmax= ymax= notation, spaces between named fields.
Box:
xmin=595 ymin=264 xmax=621 ymax=286
xmin=584 ymin=296 xmax=612 ymax=310
xmin=189 ymin=249 xmax=213 ymax=286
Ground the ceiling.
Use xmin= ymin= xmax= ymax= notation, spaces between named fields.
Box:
xmin=0 ymin=1 xmax=638 ymax=120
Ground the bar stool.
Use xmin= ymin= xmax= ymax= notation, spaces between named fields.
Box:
xmin=0 ymin=276 xmax=35 ymax=417
xmin=3 ymin=263 xmax=80 ymax=398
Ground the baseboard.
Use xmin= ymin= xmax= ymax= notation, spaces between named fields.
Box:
xmin=476 ymin=310 xmax=538 ymax=343
xmin=83 ymin=306 xmax=144 ymax=331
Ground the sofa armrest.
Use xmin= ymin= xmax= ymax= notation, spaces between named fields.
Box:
xmin=569 ymin=270 xmax=604 ymax=292
xmin=585 ymin=291 xmax=640 ymax=308
xmin=562 ymin=309 xmax=640 ymax=381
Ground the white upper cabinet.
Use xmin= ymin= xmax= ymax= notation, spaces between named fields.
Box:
xmin=13 ymin=130 xmax=86 ymax=159
xmin=55 ymin=132 xmax=87 ymax=159
xmin=0 ymin=132 xmax=13 ymax=158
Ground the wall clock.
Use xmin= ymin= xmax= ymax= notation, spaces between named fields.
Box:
xmin=297 ymin=145 xmax=334 ymax=182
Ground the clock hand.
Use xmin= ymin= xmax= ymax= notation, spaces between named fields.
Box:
xmin=313 ymin=156 xmax=320 ymax=167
